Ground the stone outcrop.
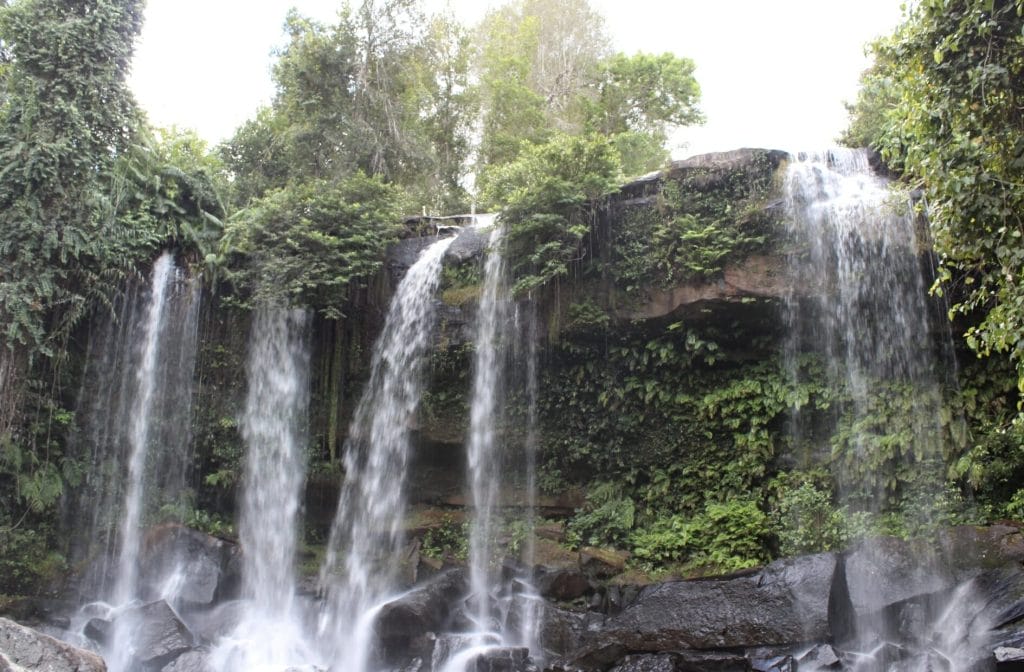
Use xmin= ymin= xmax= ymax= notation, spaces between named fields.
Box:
xmin=570 ymin=553 xmax=838 ymax=669
xmin=0 ymin=617 xmax=106 ymax=672
xmin=374 ymin=569 xmax=467 ymax=667
xmin=138 ymin=524 xmax=241 ymax=606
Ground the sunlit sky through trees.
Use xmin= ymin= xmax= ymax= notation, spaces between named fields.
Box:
xmin=130 ymin=0 xmax=904 ymax=156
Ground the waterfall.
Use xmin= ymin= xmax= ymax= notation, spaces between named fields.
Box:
xmin=317 ymin=235 xmax=454 ymax=671
xmin=113 ymin=252 xmax=175 ymax=607
xmin=784 ymin=149 xmax=943 ymax=508
xmin=62 ymin=252 xmax=203 ymax=671
xmin=209 ymin=307 xmax=318 ymax=672
xmin=783 ymin=150 xmax=970 ymax=665
xmin=465 ymin=222 xmax=510 ymax=640
xmin=436 ymin=217 xmax=542 ymax=672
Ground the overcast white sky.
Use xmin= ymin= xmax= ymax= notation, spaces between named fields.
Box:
xmin=129 ymin=0 xmax=906 ymax=158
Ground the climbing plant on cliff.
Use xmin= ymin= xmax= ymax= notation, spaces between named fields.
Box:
xmin=0 ymin=0 xmax=146 ymax=354
xmin=849 ymin=0 xmax=1024 ymax=395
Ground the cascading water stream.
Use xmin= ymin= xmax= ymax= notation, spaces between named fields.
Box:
xmin=437 ymin=217 xmax=542 ymax=671
xmin=783 ymin=149 xmax=977 ymax=668
xmin=209 ymin=307 xmax=317 ymax=672
xmin=112 ymin=252 xmax=175 ymax=608
xmin=73 ymin=252 xmax=203 ymax=672
xmin=465 ymin=222 xmax=509 ymax=641
xmin=316 ymin=235 xmax=454 ymax=671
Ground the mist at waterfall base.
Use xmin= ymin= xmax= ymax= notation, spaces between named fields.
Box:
xmin=52 ymin=154 xmax=1014 ymax=672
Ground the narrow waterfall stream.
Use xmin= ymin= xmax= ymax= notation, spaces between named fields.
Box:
xmin=112 ymin=252 xmax=176 ymax=609
xmin=465 ymin=222 xmax=510 ymax=643
xmin=783 ymin=150 xmax=980 ymax=669
xmin=436 ymin=219 xmax=542 ymax=672
xmin=317 ymin=235 xmax=454 ymax=672
xmin=58 ymin=251 xmax=204 ymax=672
xmin=210 ymin=307 xmax=317 ymax=672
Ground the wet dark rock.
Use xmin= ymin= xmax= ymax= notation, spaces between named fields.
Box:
xmin=0 ymin=598 xmax=78 ymax=631
xmin=138 ymin=524 xmax=239 ymax=607
xmin=609 ymin=654 xmax=677 ymax=672
xmin=571 ymin=553 xmax=837 ymax=668
xmin=537 ymin=604 xmax=586 ymax=659
xmin=387 ymin=237 xmax=438 ymax=279
xmin=843 ymin=537 xmax=954 ymax=616
xmin=83 ymin=617 xmax=112 ymax=645
xmin=607 ymin=651 xmax=750 ymax=672
xmin=116 ymin=600 xmax=194 ymax=670
xmin=375 ymin=569 xmax=467 ymax=665
xmin=0 ymin=617 xmax=107 ymax=671
xmin=578 ymin=548 xmax=628 ymax=580
xmin=747 ymin=651 xmax=793 ymax=672
xmin=796 ymin=644 xmax=840 ymax=669
xmin=160 ymin=649 xmax=211 ymax=672
xmin=445 ymin=225 xmax=490 ymax=265
xmin=468 ymin=646 xmax=535 ymax=672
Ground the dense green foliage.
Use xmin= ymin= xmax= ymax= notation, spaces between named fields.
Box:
xmin=484 ymin=133 xmax=622 ymax=295
xmin=223 ymin=173 xmax=402 ymax=318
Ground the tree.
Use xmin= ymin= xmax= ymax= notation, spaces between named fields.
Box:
xmin=585 ymin=52 xmax=704 ymax=175
xmin=483 ymin=132 xmax=622 ymax=295
xmin=223 ymin=173 xmax=402 ymax=318
xmin=474 ymin=0 xmax=704 ymax=184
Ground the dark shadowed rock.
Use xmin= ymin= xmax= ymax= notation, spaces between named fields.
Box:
xmin=467 ymin=646 xmax=535 ymax=672
xmin=83 ymin=617 xmax=112 ymax=645
xmin=0 ymin=617 xmax=107 ymax=672
xmin=608 ymin=651 xmax=750 ymax=672
xmin=375 ymin=569 xmax=467 ymax=665
xmin=116 ymin=600 xmax=193 ymax=670
xmin=535 ymin=568 xmax=591 ymax=602
xmin=578 ymin=548 xmax=628 ymax=580
xmin=160 ymin=649 xmax=211 ymax=672
xmin=445 ymin=225 xmax=491 ymax=265
xmin=609 ymin=654 xmax=678 ymax=672
xmin=537 ymin=604 xmax=586 ymax=659
xmin=138 ymin=524 xmax=239 ymax=607
xmin=572 ymin=553 xmax=837 ymax=668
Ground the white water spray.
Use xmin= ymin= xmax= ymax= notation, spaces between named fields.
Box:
xmin=210 ymin=307 xmax=318 ymax=672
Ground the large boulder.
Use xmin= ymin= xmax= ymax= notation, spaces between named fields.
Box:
xmin=0 ymin=617 xmax=106 ymax=672
xmin=842 ymin=536 xmax=955 ymax=617
xmin=571 ymin=553 xmax=838 ymax=668
xmin=374 ymin=569 xmax=467 ymax=666
xmin=115 ymin=600 xmax=194 ymax=670
xmin=138 ymin=524 xmax=240 ymax=607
